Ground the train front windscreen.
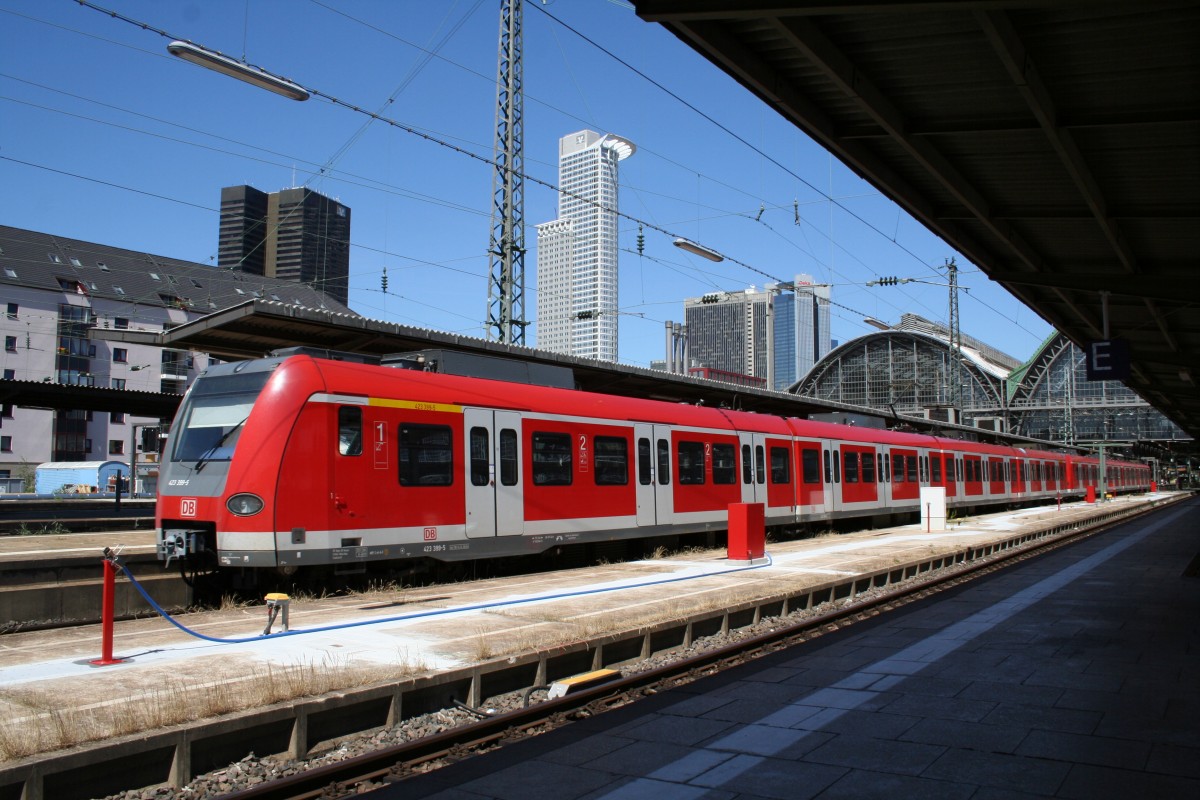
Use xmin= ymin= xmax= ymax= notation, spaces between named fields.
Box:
xmin=169 ymin=369 xmax=272 ymax=467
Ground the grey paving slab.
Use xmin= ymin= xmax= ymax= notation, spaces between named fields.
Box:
xmin=1014 ymin=729 xmax=1150 ymax=769
xmin=958 ymin=679 xmax=1064 ymax=707
xmin=899 ymin=717 xmax=1031 ymax=754
xmin=1146 ymin=742 xmax=1200 ymax=779
xmin=688 ymin=754 xmax=847 ymax=800
xmin=1056 ymin=762 xmax=1200 ymax=799
xmin=980 ymin=702 xmax=1103 ymax=735
xmin=921 ymin=748 xmax=1071 ymax=794
xmin=803 ymin=732 xmax=945 ymax=775
xmin=454 ymin=760 xmax=618 ymax=800
xmin=814 ymin=768 xmax=977 ymax=800
xmin=616 ymin=713 xmax=736 ymax=747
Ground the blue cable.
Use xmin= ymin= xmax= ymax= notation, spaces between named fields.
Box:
xmin=115 ymin=552 xmax=774 ymax=646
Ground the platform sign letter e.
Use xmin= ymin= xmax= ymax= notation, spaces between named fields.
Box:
xmin=1086 ymin=339 xmax=1130 ymax=382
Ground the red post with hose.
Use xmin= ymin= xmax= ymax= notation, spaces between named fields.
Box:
xmin=90 ymin=548 xmax=127 ymax=666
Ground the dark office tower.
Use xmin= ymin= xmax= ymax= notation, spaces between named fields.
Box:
xmin=218 ymin=185 xmax=269 ymax=277
xmin=218 ymin=185 xmax=351 ymax=306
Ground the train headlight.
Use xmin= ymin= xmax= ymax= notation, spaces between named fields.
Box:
xmin=226 ymin=493 xmax=264 ymax=516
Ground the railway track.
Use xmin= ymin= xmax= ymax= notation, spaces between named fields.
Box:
xmin=216 ymin=499 xmax=1158 ymax=800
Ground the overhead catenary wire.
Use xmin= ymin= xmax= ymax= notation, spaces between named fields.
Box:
xmin=49 ymin=2 xmax=1036 ymax=344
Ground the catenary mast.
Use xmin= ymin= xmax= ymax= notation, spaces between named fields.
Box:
xmin=485 ymin=0 xmax=526 ymax=344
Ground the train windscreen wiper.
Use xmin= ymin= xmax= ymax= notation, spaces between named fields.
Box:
xmin=193 ymin=416 xmax=248 ymax=473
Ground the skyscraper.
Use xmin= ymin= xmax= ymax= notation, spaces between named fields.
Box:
xmin=218 ymin=185 xmax=351 ymax=306
xmin=683 ymin=274 xmax=831 ymax=390
xmin=791 ymin=274 xmax=832 ymax=383
xmin=535 ymin=131 xmax=635 ymax=362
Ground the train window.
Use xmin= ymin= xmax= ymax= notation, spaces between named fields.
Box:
xmin=832 ymin=450 xmax=841 ymax=483
xmin=678 ymin=441 xmax=706 ymax=485
xmin=892 ymin=453 xmax=904 ymax=483
xmin=771 ymin=447 xmax=790 ymax=484
xmin=337 ymin=407 xmax=362 ymax=456
xmin=843 ymin=451 xmax=858 ymax=483
xmin=862 ymin=451 xmax=875 ymax=483
xmin=742 ymin=444 xmax=752 ymax=484
xmin=755 ymin=446 xmax=766 ymax=485
xmin=802 ymin=449 xmax=820 ymax=484
xmin=882 ymin=452 xmax=890 ymax=482
xmin=638 ymin=438 xmax=652 ymax=486
xmin=918 ymin=456 xmax=927 ymax=483
xmin=594 ymin=436 xmax=628 ymax=486
xmin=500 ymin=429 xmax=518 ymax=486
xmin=906 ymin=455 xmax=918 ymax=484
xmin=469 ymin=427 xmax=489 ymax=486
xmin=532 ymin=432 xmax=572 ymax=486
xmin=712 ymin=443 xmax=736 ymax=485
xmin=930 ymin=456 xmax=942 ymax=483
xmin=823 ymin=450 xmax=832 ymax=484
xmin=657 ymin=439 xmax=671 ymax=485
xmin=399 ymin=424 xmax=453 ymax=487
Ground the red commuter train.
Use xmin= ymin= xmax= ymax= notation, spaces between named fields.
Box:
xmin=155 ymin=350 xmax=1151 ymax=578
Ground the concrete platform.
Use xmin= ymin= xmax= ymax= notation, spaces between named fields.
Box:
xmin=371 ymin=495 xmax=1200 ymax=800
xmin=0 ymin=492 xmax=1189 ymax=797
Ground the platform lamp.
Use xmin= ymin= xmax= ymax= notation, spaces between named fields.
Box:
xmin=167 ymin=41 xmax=310 ymax=101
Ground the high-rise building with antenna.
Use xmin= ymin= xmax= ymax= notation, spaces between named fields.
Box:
xmin=218 ymin=185 xmax=351 ymax=306
xmin=535 ymin=130 xmax=635 ymax=362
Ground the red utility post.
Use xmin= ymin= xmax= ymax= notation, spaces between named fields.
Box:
xmin=90 ymin=550 xmax=126 ymax=666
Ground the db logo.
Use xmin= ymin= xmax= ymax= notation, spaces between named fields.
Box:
xmin=423 ymin=527 xmax=437 ymax=541
xmin=180 ymin=498 xmax=197 ymax=517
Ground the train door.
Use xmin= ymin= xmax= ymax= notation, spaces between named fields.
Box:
xmin=634 ymin=424 xmax=657 ymax=527
xmin=738 ymin=432 xmax=768 ymax=505
xmin=463 ymin=408 xmax=523 ymax=538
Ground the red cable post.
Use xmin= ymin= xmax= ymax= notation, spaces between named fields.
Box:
xmin=90 ymin=555 xmax=126 ymax=666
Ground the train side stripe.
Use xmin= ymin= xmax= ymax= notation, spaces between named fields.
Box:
xmin=308 ymin=393 xmax=463 ymax=414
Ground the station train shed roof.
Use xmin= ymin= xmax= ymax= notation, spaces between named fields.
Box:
xmin=632 ymin=0 xmax=1199 ymax=439
xmin=90 ymin=298 xmax=1061 ymax=450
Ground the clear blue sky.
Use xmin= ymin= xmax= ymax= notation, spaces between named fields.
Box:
xmin=0 ymin=0 xmax=1052 ymax=369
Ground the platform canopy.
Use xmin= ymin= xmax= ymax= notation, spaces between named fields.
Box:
xmin=632 ymin=0 xmax=1199 ymax=438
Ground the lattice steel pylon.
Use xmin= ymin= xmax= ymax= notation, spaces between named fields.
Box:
xmin=947 ymin=257 xmax=963 ymax=417
xmin=485 ymin=0 xmax=526 ymax=345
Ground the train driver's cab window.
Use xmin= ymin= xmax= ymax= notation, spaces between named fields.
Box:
xmin=594 ymin=436 xmax=628 ymax=485
xmin=678 ymin=440 xmax=706 ymax=485
xmin=399 ymin=423 xmax=453 ymax=486
xmin=532 ymin=431 xmax=572 ymax=486
xmin=712 ymin=443 xmax=736 ymax=484
xmin=337 ymin=406 xmax=362 ymax=456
